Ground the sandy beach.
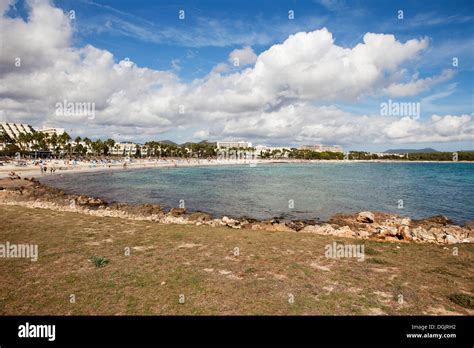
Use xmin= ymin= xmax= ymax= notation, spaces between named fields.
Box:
xmin=0 ymin=158 xmax=264 ymax=179
xmin=1 ymin=157 xmax=471 ymax=179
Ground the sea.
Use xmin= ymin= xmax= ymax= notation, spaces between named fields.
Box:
xmin=40 ymin=162 xmax=474 ymax=224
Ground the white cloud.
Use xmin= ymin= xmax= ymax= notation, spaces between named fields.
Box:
xmin=0 ymin=0 xmax=471 ymax=147
xmin=316 ymin=0 xmax=347 ymax=11
xmin=228 ymin=46 xmax=257 ymax=66
xmin=384 ymin=69 xmax=454 ymax=97
xmin=193 ymin=129 xmax=210 ymax=139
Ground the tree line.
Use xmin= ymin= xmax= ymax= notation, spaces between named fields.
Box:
xmin=1 ymin=131 xmax=473 ymax=161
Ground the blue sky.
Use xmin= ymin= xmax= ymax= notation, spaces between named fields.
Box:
xmin=1 ymin=0 xmax=473 ymax=150
xmin=62 ymin=0 xmax=474 ymax=79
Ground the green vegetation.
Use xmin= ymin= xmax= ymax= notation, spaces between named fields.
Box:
xmin=143 ymin=141 xmax=217 ymax=158
xmin=90 ymin=256 xmax=110 ymax=268
xmin=1 ymin=127 xmax=473 ymax=161
xmin=287 ymin=149 xmax=343 ymax=160
xmin=448 ymin=294 xmax=474 ymax=309
xmin=347 ymin=151 xmax=474 ymax=161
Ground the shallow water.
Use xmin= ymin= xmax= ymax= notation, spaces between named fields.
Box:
xmin=40 ymin=162 xmax=474 ymax=224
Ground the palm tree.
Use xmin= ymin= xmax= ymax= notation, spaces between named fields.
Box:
xmin=56 ymin=132 xmax=71 ymax=157
xmin=59 ymin=132 xmax=71 ymax=146
xmin=83 ymin=137 xmax=92 ymax=155
xmin=0 ymin=132 xmax=12 ymax=145
xmin=104 ymin=138 xmax=115 ymax=156
xmin=16 ymin=133 xmax=26 ymax=151
xmin=91 ymin=139 xmax=104 ymax=156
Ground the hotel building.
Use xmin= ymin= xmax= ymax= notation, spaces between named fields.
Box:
xmin=299 ymin=144 xmax=343 ymax=153
xmin=110 ymin=141 xmax=141 ymax=156
xmin=37 ymin=127 xmax=65 ymax=137
xmin=0 ymin=122 xmax=35 ymax=141
xmin=216 ymin=141 xmax=253 ymax=149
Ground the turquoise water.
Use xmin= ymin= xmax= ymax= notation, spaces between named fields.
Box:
xmin=40 ymin=162 xmax=474 ymax=224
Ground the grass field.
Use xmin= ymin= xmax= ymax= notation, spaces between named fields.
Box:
xmin=0 ymin=205 xmax=473 ymax=315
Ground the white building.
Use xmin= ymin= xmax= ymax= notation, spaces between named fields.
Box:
xmin=254 ymin=145 xmax=291 ymax=158
xmin=38 ymin=127 xmax=65 ymax=137
xmin=0 ymin=122 xmax=35 ymax=141
xmin=110 ymin=142 xmax=141 ymax=156
xmin=372 ymin=152 xmax=406 ymax=158
xmin=216 ymin=141 xmax=252 ymax=149
xmin=299 ymin=144 xmax=343 ymax=153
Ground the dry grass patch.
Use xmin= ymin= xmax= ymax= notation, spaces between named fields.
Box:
xmin=0 ymin=205 xmax=473 ymax=315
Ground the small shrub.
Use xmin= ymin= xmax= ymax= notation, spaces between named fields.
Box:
xmin=91 ymin=256 xmax=110 ymax=268
xmin=448 ymin=293 xmax=474 ymax=309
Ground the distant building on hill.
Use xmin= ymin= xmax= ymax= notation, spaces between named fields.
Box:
xmin=38 ymin=127 xmax=65 ymax=137
xmin=371 ymin=152 xmax=405 ymax=158
xmin=299 ymin=144 xmax=343 ymax=153
xmin=217 ymin=141 xmax=252 ymax=149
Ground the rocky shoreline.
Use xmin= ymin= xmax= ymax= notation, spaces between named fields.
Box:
xmin=1 ymin=176 xmax=472 ymax=245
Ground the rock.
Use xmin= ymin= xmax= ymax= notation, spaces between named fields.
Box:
xmin=285 ymin=220 xmax=306 ymax=231
xmin=188 ymin=212 xmax=212 ymax=222
xmin=222 ymin=216 xmax=240 ymax=228
xmin=87 ymin=197 xmax=105 ymax=207
xmin=398 ymin=226 xmax=412 ymax=241
xmin=357 ymin=211 xmax=375 ymax=223
xmin=412 ymin=226 xmax=436 ymax=243
xmin=207 ymin=219 xmax=226 ymax=227
xmin=399 ymin=217 xmax=412 ymax=226
xmin=222 ymin=216 xmax=232 ymax=223
xmin=415 ymin=215 xmax=452 ymax=227
xmin=240 ymin=216 xmax=259 ymax=224
xmin=463 ymin=221 xmax=474 ymax=230
xmin=300 ymin=224 xmax=336 ymax=235
xmin=250 ymin=223 xmax=266 ymax=231
xmin=428 ymin=227 xmax=447 ymax=243
xmin=76 ymin=195 xmax=90 ymax=205
xmin=378 ymin=226 xmax=398 ymax=237
xmin=356 ymin=230 xmax=370 ymax=238
xmin=264 ymin=223 xmax=293 ymax=232
xmin=161 ymin=215 xmax=188 ymax=224
xmin=169 ymin=207 xmax=186 ymax=217
xmin=333 ymin=225 xmax=356 ymax=238
xmin=445 ymin=225 xmax=470 ymax=240
xmin=385 ymin=216 xmax=411 ymax=227
xmin=443 ymin=234 xmax=458 ymax=245
xmin=139 ymin=203 xmax=163 ymax=215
